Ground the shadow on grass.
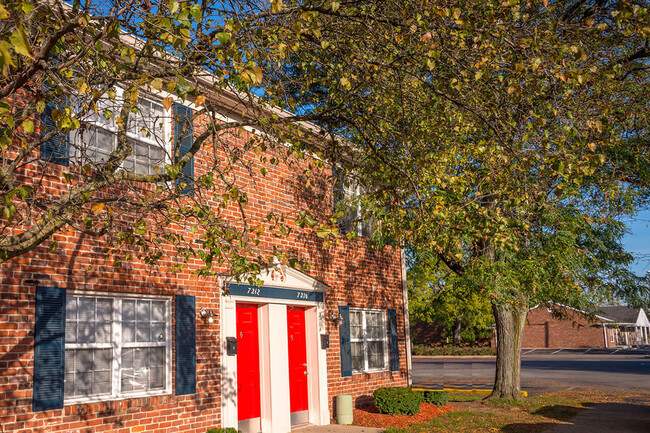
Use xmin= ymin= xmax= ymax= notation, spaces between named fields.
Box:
xmin=500 ymin=422 xmax=558 ymax=433
xmin=531 ymin=403 xmax=594 ymax=421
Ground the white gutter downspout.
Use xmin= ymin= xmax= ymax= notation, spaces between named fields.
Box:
xmin=400 ymin=249 xmax=412 ymax=387
xmin=603 ymin=324 xmax=608 ymax=349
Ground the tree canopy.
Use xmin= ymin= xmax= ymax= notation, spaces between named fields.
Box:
xmin=1 ymin=0 xmax=649 ymax=398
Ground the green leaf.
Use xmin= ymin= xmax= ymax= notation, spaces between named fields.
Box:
xmin=21 ymin=2 xmax=35 ymax=14
xmin=165 ymin=164 xmax=180 ymax=179
xmin=21 ymin=120 xmax=33 ymax=133
xmin=190 ymin=4 xmax=202 ymax=22
xmin=216 ymin=32 xmax=230 ymax=44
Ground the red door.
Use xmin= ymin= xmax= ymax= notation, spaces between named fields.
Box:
xmin=287 ymin=307 xmax=309 ymax=418
xmin=236 ymin=303 xmax=261 ymax=421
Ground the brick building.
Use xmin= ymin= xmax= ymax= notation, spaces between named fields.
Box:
xmin=0 ymin=83 xmax=411 ymax=432
xmin=521 ymin=304 xmax=649 ymax=349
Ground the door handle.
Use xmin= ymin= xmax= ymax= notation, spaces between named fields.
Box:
xmin=302 ymin=363 xmax=307 ymax=367
xmin=304 ymin=371 xmax=309 ymax=375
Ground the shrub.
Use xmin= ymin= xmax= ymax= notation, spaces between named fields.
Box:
xmin=422 ymin=390 xmax=449 ymax=406
xmin=373 ymin=387 xmax=423 ymax=415
xmin=207 ymin=428 xmax=240 ymax=433
xmin=411 ymin=345 xmax=496 ymax=356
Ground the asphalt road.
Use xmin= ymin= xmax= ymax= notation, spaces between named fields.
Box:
xmin=412 ymin=349 xmax=650 ymax=394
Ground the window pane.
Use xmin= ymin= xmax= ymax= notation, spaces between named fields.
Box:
xmin=65 ymin=321 xmax=77 ymax=344
xmin=123 ymin=156 xmax=135 ymax=172
xmin=136 ymin=321 xmax=151 ymax=342
xmin=350 ymin=311 xmax=363 ymax=340
xmin=367 ymin=323 xmax=383 ymax=340
xmin=79 ymin=298 xmax=95 ymax=322
xmin=148 ymin=347 xmax=165 ymax=390
xmin=96 ymin=322 xmax=111 ymax=344
xmin=136 ymin=301 xmax=151 ymax=321
xmin=66 ymin=297 xmax=78 ymax=321
xmin=351 ymin=342 xmax=364 ymax=371
xmin=97 ymin=298 xmax=112 ymax=319
xmin=64 ymin=349 xmax=112 ymax=398
xmin=78 ymin=322 xmax=96 ymax=344
xmin=123 ymin=300 xmax=135 ymax=321
xmin=152 ymin=301 xmax=165 ymax=322
xmin=121 ymin=347 xmax=165 ymax=392
xmin=367 ymin=341 xmax=385 ymax=370
xmin=151 ymin=323 xmax=165 ymax=343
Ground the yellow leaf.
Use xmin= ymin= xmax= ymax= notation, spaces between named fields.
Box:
xmin=151 ymin=78 xmax=163 ymax=91
xmin=241 ymin=66 xmax=263 ymax=84
xmin=455 ymin=253 xmax=463 ymax=260
xmin=587 ymin=143 xmax=596 ymax=152
xmin=340 ymin=77 xmax=351 ymax=90
xmin=91 ymin=203 xmax=105 ymax=215
xmin=507 ymin=86 xmax=516 ymax=94
xmin=452 ymin=8 xmax=461 ymax=19
xmin=195 ymin=95 xmax=206 ymax=107
xmin=270 ymin=0 xmax=283 ymax=13
xmin=162 ymin=96 xmax=173 ymax=111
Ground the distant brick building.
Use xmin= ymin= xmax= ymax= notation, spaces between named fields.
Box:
xmin=520 ymin=304 xmax=650 ymax=349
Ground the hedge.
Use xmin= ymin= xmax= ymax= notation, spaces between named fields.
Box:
xmin=422 ymin=390 xmax=449 ymax=406
xmin=373 ymin=387 xmax=422 ymax=415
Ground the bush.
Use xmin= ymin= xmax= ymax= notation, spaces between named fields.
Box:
xmin=373 ymin=387 xmax=423 ymax=415
xmin=411 ymin=345 xmax=496 ymax=356
xmin=422 ymin=390 xmax=449 ymax=406
xmin=207 ymin=428 xmax=240 ymax=433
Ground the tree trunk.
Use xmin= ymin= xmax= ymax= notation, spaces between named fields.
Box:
xmin=487 ymin=301 xmax=528 ymax=400
xmin=453 ymin=316 xmax=462 ymax=345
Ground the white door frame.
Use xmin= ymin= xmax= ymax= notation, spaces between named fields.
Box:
xmin=220 ymin=267 xmax=330 ymax=433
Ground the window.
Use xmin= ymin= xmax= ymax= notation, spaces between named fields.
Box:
xmin=349 ymin=309 xmax=388 ymax=372
xmin=333 ymin=174 xmax=374 ymax=237
xmin=71 ymin=91 xmax=169 ymax=175
xmin=64 ymin=293 xmax=171 ymax=402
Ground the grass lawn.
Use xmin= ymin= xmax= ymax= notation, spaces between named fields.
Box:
xmin=384 ymin=390 xmax=650 ymax=433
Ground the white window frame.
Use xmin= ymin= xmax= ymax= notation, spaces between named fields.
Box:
xmin=71 ymin=88 xmax=172 ymax=175
xmin=349 ymin=308 xmax=389 ymax=373
xmin=64 ymin=291 xmax=172 ymax=405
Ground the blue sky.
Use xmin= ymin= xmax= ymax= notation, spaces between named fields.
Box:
xmin=623 ymin=208 xmax=650 ymax=277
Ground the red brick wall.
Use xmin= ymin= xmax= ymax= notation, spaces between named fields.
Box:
xmin=522 ymin=307 xmax=605 ymax=349
xmin=0 ymin=104 xmax=408 ymax=431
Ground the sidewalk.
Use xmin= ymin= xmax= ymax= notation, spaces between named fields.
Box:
xmin=294 ymin=425 xmax=383 ymax=433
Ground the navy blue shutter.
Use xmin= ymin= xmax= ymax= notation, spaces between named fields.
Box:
xmin=387 ymin=308 xmax=399 ymax=371
xmin=33 ymin=286 xmax=66 ymax=411
xmin=173 ymin=104 xmax=194 ymax=195
xmin=175 ymin=295 xmax=196 ymax=395
xmin=338 ymin=306 xmax=352 ymax=377
xmin=40 ymin=99 xmax=70 ymax=166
